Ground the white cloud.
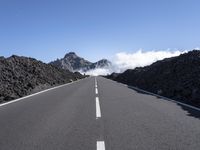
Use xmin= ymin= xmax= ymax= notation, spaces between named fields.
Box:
xmin=112 ymin=50 xmax=185 ymax=72
xmin=82 ymin=68 xmax=111 ymax=76
xmin=83 ymin=50 xmax=187 ymax=76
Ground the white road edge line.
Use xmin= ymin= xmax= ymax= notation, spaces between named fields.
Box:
xmin=95 ymin=88 xmax=98 ymax=94
xmin=123 ymin=83 xmax=200 ymax=112
xmin=0 ymin=77 xmax=89 ymax=108
xmin=97 ymin=141 xmax=105 ymax=150
xmin=96 ymin=97 xmax=101 ymax=118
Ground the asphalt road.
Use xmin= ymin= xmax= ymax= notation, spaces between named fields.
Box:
xmin=0 ymin=76 xmax=199 ymax=150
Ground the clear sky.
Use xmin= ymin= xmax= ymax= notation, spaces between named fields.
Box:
xmin=0 ymin=0 xmax=199 ymax=62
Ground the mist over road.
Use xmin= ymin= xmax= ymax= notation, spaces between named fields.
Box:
xmin=0 ymin=77 xmax=199 ymax=150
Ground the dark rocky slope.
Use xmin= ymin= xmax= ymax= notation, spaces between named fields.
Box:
xmin=106 ymin=50 xmax=200 ymax=107
xmin=0 ymin=55 xmax=84 ymax=103
xmin=50 ymin=52 xmax=111 ymax=72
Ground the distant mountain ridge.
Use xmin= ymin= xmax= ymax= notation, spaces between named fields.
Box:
xmin=50 ymin=52 xmax=111 ymax=72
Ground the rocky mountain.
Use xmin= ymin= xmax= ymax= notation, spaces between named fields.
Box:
xmin=50 ymin=52 xmax=111 ymax=72
xmin=0 ymin=55 xmax=85 ymax=103
xmin=106 ymin=50 xmax=200 ymax=107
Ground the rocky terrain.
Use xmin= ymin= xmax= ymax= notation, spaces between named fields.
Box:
xmin=50 ymin=52 xmax=111 ymax=72
xmin=106 ymin=50 xmax=200 ymax=107
xmin=0 ymin=55 xmax=85 ymax=103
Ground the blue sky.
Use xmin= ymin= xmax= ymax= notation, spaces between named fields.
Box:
xmin=0 ymin=0 xmax=199 ymax=62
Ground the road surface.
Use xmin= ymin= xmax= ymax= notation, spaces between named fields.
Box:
xmin=0 ymin=76 xmax=199 ymax=150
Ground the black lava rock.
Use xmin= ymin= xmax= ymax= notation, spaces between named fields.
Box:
xmin=0 ymin=55 xmax=84 ymax=103
xmin=106 ymin=50 xmax=200 ymax=107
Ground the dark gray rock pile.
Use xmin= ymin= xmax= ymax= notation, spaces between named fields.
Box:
xmin=0 ymin=55 xmax=84 ymax=103
xmin=106 ymin=50 xmax=200 ymax=107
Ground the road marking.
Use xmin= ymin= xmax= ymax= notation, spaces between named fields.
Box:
xmin=95 ymin=88 xmax=98 ymax=94
xmin=0 ymin=77 xmax=89 ymax=108
xmin=95 ymin=77 xmax=98 ymax=88
xmin=95 ymin=78 xmax=105 ymax=150
xmin=97 ymin=141 xmax=105 ymax=150
xmin=96 ymin=97 xmax=101 ymax=118
xmin=127 ymin=85 xmax=200 ymax=112
xmin=105 ymin=78 xmax=200 ymax=112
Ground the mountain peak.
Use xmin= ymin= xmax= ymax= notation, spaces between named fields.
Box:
xmin=98 ymin=59 xmax=111 ymax=63
xmin=50 ymin=52 xmax=111 ymax=72
xmin=64 ymin=52 xmax=77 ymax=58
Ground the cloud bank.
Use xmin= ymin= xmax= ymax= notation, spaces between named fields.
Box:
xmin=84 ymin=50 xmax=186 ymax=76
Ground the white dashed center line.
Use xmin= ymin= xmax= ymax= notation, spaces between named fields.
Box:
xmin=97 ymin=141 xmax=105 ymax=150
xmin=95 ymin=77 xmax=105 ymax=150
xmin=95 ymin=77 xmax=97 ymax=87
xmin=95 ymin=87 xmax=98 ymax=94
xmin=96 ymin=97 xmax=101 ymax=118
